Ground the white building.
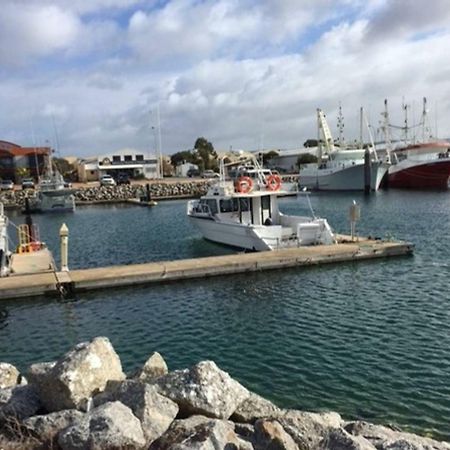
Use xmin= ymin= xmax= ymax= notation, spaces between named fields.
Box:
xmin=175 ymin=162 xmax=199 ymax=177
xmin=78 ymin=149 xmax=160 ymax=182
xmin=266 ymin=148 xmax=318 ymax=173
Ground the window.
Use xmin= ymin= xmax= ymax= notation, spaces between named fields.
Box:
xmin=136 ymin=154 xmax=144 ymax=161
xmin=206 ymin=199 xmax=218 ymax=215
xmin=112 ymin=155 xmax=121 ymax=162
xmin=220 ymin=199 xmax=237 ymax=213
xmin=124 ymin=155 xmax=132 ymax=162
xmin=239 ymin=198 xmax=250 ymax=212
xmin=261 ymin=195 xmax=271 ymax=210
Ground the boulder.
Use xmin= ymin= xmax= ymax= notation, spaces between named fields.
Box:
xmin=149 ymin=415 xmax=250 ymax=450
xmin=232 ymin=391 xmax=281 ymax=423
xmin=23 ymin=409 xmax=84 ymax=445
xmin=58 ymin=401 xmax=146 ymax=450
xmin=0 ymin=385 xmax=42 ymax=422
xmin=0 ymin=363 xmax=21 ymax=389
xmin=275 ymin=410 xmax=343 ymax=450
xmin=94 ymin=379 xmax=178 ymax=444
xmin=156 ymin=360 xmax=249 ymax=419
xmin=254 ymin=419 xmax=299 ymax=450
xmin=345 ymin=421 xmax=450 ymax=450
xmin=28 ymin=337 xmax=125 ymax=412
xmin=134 ymin=352 xmax=168 ymax=383
xmin=320 ymin=428 xmax=376 ymax=450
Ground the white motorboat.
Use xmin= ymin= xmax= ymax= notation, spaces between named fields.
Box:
xmin=299 ymin=108 xmax=389 ymax=191
xmin=28 ymin=158 xmax=76 ymax=213
xmin=187 ymin=154 xmax=335 ymax=251
xmin=0 ymin=203 xmax=11 ymax=276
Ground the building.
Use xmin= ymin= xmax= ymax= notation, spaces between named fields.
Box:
xmin=77 ymin=149 xmax=160 ymax=182
xmin=175 ymin=162 xmax=199 ymax=177
xmin=0 ymin=140 xmax=50 ymax=181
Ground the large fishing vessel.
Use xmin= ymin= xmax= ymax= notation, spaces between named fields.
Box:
xmin=299 ymin=108 xmax=389 ymax=191
xmin=381 ymin=98 xmax=450 ymax=189
xmin=187 ymin=153 xmax=335 ymax=251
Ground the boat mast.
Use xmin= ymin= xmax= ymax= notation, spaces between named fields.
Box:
xmin=421 ymin=97 xmax=433 ymax=142
xmin=156 ymin=104 xmax=163 ymax=179
xmin=337 ymin=103 xmax=344 ymax=148
xmin=402 ymin=100 xmax=409 ymax=143
xmin=359 ymin=107 xmax=363 ymax=148
xmin=381 ymin=99 xmax=394 ymax=162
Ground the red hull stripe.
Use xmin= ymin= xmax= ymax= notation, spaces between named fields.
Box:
xmin=389 ymin=161 xmax=450 ymax=189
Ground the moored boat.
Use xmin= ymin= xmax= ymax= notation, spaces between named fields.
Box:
xmin=382 ymin=98 xmax=450 ymax=189
xmin=299 ymin=108 xmax=389 ymax=191
xmin=187 ymin=153 xmax=335 ymax=251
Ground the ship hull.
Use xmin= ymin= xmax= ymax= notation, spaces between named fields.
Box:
xmin=388 ymin=159 xmax=450 ymax=189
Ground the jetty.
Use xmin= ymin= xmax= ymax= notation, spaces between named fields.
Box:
xmin=0 ymin=237 xmax=413 ymax=300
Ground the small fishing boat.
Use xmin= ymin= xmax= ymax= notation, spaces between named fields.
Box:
xmin=187 ymin=153 xmax=335 ymax=251
xmin=28 ymin=156 xmax=76 ymax=213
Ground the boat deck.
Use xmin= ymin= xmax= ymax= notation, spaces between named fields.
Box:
xmin=0 ymin=237 xmax=413 ymax=301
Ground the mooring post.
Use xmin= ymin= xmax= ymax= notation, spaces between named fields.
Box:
xmin=60 ymin=223 xmax=69 ymax=271
xmin=364 ymin=148 xmax=371 ymax=194
xmin=349 ymin=201 xmax=360 ymax=241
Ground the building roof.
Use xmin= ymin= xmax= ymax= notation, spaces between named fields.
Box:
xmin=0 ymin=140 xmax=50 ymax=156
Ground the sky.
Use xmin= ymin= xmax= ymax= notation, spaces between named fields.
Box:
xmin=1 ymin=0 xmax=450 ymax=157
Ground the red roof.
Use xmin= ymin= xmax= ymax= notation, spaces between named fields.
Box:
xmin=0 ymin=140 xmax=50 ymax=156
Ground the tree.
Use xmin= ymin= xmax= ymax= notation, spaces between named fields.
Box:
xmin=262 ymin=150 xmax=279 ymax=165
xmin=194 ymin=137 xmax=217 ymax=171
xmin=296 ymin=153 xmax=318 ymax=168
xmin=53 ymin=158 xmax=74 ymax=177
xmin=15 ymin=167 xmax=30 ymax=180
xmin=170 ymin=150 xmax=197 ymax=167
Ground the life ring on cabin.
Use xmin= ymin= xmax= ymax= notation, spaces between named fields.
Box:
xmin=235 ymin=176 xmax=253 ymax=193
xmin=265 ymin=174 xmax=282 ymax=191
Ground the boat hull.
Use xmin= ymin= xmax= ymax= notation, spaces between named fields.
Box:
xmin=188 ymin=216 xmax=270 ymax=251
xmin=300 ymin=162 xmax=388 ymax=191
xmin=388 ymin=159 xmax=450 ymax=189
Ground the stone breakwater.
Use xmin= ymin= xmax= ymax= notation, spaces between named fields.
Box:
xmin=74 ymin=182 xmax=210 ymax=204
xmin=0 ymin=176 xmax=299 ymax=209
xmin=0 ymin=337 xmax=448 ymax=450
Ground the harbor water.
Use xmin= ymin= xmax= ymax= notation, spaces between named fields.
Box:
xmin=1 ymin=190 xmax=449 ymax=439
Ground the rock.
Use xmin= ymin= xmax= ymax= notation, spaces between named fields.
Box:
xmin=58 ymin=401 xmax=146 ymax=450
xmin=0 ymin=363 xmax=21 ymax=389
xmin=276 ymin=410 xmax=343 ymax=450
xmin=232 ymin=391 xmax=281 ymax=423
xmin=156 ymin=360 xmax=249 ymax=419
xmin=254 ymin=419 xmax=299 ymax=450
xmin=149 ymin=415 xmax=249 ymax=450
xmin=320 ymin=428 xmax=376 ymax=450
xmin=28 ymin=337 xmax=125 ymax=412
xmin=345 ymin=421 xmax=450 ymax=450
xmin=0 ymin=385 xmax=42 ymax=422
xmin=23 ymin=409 xmax=84 ymax=445
xmin=94 ymin=379 xmax=178 ymax=444
xmin=134 ymin=351 xmax=168 ymax=383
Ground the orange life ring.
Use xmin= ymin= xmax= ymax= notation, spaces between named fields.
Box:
xmin=235 ymin=176 xmax=253 ymax=193
xmin=266 ymin=174 xmax=282 ymax=191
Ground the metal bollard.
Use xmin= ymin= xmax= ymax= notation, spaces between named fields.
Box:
xmin=349 ymin=201 xmax=360 ymax=241
xmin=60 ymin=223 xmax=69 ymax=271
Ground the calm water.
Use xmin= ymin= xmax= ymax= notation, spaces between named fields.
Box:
xmin=1 ymin=191 xmax=450 ymax=439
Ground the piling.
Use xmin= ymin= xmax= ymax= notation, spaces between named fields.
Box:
xmin=364 ymin=148 xmax=371 ymax=194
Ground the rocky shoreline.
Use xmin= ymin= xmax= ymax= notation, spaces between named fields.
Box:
xmin=0 ymin=176 xmax=299 ymax=209
xmin=0 ymin=337 xmax=448 ymax=450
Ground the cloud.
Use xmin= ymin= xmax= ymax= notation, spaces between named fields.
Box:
xmin=1 ymin=1 xmax=450 ymax=156
xmin=0 ymin=3 xmax=80 ymax=66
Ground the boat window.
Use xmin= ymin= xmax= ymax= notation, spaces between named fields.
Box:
xmin=220 ymin=199 xmax=237 ymax=213
xmin=261 ymin=195 xmax=271 ymax=210
xmin=239 ymin=198 xmax=250 ymax=212
xmin=206 ymin=199 xmax=218 ymax=215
